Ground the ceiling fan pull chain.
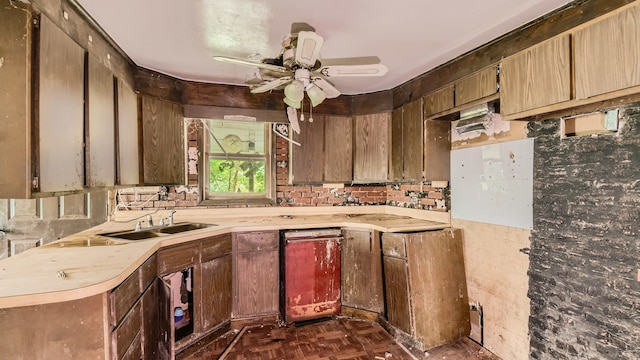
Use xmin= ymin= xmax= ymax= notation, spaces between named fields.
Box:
xmin=309 ymin=102 xmax=314 ymax=122
xmin=300 ymin=100 xmax=305 ymax=121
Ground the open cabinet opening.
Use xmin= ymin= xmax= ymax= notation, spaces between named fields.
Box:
xmin=163 ymin=268 xmax=194 ymax=342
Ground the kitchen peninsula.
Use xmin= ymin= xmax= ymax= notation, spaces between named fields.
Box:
xmin=0 ymin=206 xmax=468 ymax=360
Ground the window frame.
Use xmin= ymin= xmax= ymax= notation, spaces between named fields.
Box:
xmin=199 ymin=119 xmax=276 ymax=205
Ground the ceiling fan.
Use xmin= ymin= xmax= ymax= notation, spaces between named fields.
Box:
xmin=213 ymin=23 xmax=388 ymax=110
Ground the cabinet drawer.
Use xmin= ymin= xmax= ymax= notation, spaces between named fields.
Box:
xmin=157 ymin=242 xmax=200 ymax=275
xmin=110 ymin=271 xmax=141 ymax=327
xmin=111 ymin=300 xmax=142 ymax=360
xmin=139 ymin=254 xmax=157 ymax=291
xmin=201 ymin=234 xmax=232 ymax=262
xmin=235 ymin=231 xmax=278 ymax=252
xmin=381 ymin=233 xmax=407 ymax=258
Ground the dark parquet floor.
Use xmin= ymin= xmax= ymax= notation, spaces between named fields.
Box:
xmin=179 ymin=318 xmax=501 ymax=360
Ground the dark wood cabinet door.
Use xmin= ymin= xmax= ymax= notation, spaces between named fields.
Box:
xmin=201 ymin=254 xmax=232 ymax=332
xmin=423 ymin=120 xmax=451 ymax=181
xmin=323 ymin=115 xmax=353 ymax=183
xmin=234 ymin=250 xmax=279 ymax=317
xmin=141 ymin=280 xmax=163 ymax=360
xmin=291 ymin=116 xmax=324 ymax=183
xmin=157 ymin=242 xmax=199 ymax=276
xmin=353 ymin=113 xmax=390 ymax=183
xmin=158 ymin=278 xmax=174 ymax=360
xmin=341 ymin=230 xmax=384 ymax=313
xmin=87 ymin=54 xmax=115 ymax=187
xmin=383 ymin=256 xmax=412 ymax=334
xmin=116 ymin=79 xmax=140 ymax=186
xmin=38 ymin=15 xmax=85 ymax=193
xmin=402 ymin=99 xmax=423 ymax=181
xmin=390 ymin=108 xmax=404 ymax=181
xmin=141 ymin=96 xmax=185 ymax=185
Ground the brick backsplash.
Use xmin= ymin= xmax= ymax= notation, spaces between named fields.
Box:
xmin=115 ymin=123 xmax=449 ymax=211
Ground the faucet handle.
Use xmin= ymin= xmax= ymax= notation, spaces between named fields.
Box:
xmin=135 ymin=221 xmax=143 ymax=231
xmin=146 ymin=214 xmax=154 ymax=227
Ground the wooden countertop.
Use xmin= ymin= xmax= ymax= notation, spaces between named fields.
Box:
xmin=0 ymin=206 xmax=449 ymax=308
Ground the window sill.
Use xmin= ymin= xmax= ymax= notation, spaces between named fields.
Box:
xmin=199 ymin=198 xmax=276 ymax=207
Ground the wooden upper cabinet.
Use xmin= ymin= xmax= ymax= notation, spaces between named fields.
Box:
xmin=574 ymin=3 xmax=640 ymax=99
xmin=454 ymin=65 xmax=498 ymax=107
xmin=353 ymin=113 xmax=390 ymax=183
xmin=87 ymin=55 xmax=115 ymax=188
xmin=424 ymin=120 xmax=451 ymax=181
xmin=402 ymin=99 xmax=423 ymax=181
xmin=116 ymin=79 xmax=140 ymax=186
xmin=500 ymin=34 xmax=571 ymax=116
xmin=390 ymin=108 xmax=404 ymax=181
xmin=141 ymin=96 xmax=185 ymax=185
xmin=423 ymin=85 xmax=454 ymax=117
xmin=291 ymin=117 xmax=325 ymax=184
xmin=323 ymin=116 xmax=353 ymax=183
xmin=38 ymin=15 xmax=86 ymax=193
xmin=291 ymin=115 xmax=352 ymax=184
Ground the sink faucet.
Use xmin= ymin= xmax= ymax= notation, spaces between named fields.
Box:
xmin=147 ymin=214 xmax=154 ymax=228
xmin=168 ymin=210 xmax=177 ymax=226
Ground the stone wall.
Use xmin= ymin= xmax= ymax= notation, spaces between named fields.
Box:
xmin=528 ymin=106 xmax=640 ymax=359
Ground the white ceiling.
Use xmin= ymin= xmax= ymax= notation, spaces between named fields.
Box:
xmin=75 ymin=0 xmax=573 ymax=95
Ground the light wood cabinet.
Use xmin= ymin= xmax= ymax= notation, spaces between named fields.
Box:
xmin=574 ymin=3 xmax=640 ymax=99
xmin=141 ymin=96 xmax=185 ymax=185
xmin=382 ymin=229 xmax=470 ymax=350
xmin=500 ymin=34 xmax=571 ymax=115
xmin=423 ymin=85 xmax=454 ymax=117
xmin=291 ymin=115 xmax=352 ymax=183
xmin=353 ymin=113 xmax=390 ymax=183
xmin=233 ymin=231 xmax=279 ymax=318
xmin=454 ymin=65 xmax=498 ymax=107
xmin=341 ymin=229 xmax=384 ymax=313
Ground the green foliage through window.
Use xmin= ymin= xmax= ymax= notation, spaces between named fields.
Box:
xmin=209 ymin=159 xmax=266 ymax=194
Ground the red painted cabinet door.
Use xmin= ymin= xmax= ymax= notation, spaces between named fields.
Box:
xmin=284 ymin=238 xmax=341 ymax=323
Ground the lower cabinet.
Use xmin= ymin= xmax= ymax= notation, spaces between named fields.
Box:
xmin=232 ymin=231 xmax=279 ymax=318
xmin=109 ymin=255 xmax=164 ymax=360
xmin=200 ymin=234 xmax=232 ymax=332
xmin=341 ymin=229 xmax=384 ymax=313
xmin=381 ymin=229 xmax=470 ymax=350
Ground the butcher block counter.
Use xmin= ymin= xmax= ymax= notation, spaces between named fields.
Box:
xmin=0 ymin=206 xmax=449 ymax=308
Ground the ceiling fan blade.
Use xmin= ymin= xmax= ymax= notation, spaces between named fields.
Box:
xmin=250 ymin=76 xmax=292 ymax=93
xmin=320 ymin=56 xmax=381 ymax=66
xmin=318 ymin=63 xmax=389 ymax=77
xmin=311 ymin=77 xmax=341 ymax=99
xmin=286 ymin=107 xmax=301 ymax=134
xmin=290 ymin=22 xmax=316 ymax=35
xmin=213 ymin=56 xmax=289 ymax=73
xmin=295 ymin=31 xmax=324 ymax=68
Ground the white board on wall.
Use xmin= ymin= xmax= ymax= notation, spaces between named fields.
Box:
xmin=451 ymin=138 xmax=533 ymax=229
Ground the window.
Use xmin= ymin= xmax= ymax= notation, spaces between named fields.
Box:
xmin=203 ymin=120 xmax=274 ymax=202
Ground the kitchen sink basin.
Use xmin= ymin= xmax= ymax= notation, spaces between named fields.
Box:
xmin=157 ymin=222 xmax=216 ymax=234
xmin=43 ymin=237 xmax=127 ymax=248
xmin=104 ymin=230 xmax=161 ymax=240
xmin=99 ymin=222 xmax=217 ymax=241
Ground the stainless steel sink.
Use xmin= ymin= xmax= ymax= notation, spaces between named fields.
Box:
xmin=99 ymin=222 xmax=217 ymax=241
xmin=157 ymin=222 xmax=216 ymax=234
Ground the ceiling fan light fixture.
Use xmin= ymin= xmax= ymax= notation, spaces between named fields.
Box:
xmin=283 ymin=96 xmax=301 ymax=109
xmin=306 ymin=83 xmax=327 ymax=107
xmin=284 ymin=80 xmax=305 ymax=102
